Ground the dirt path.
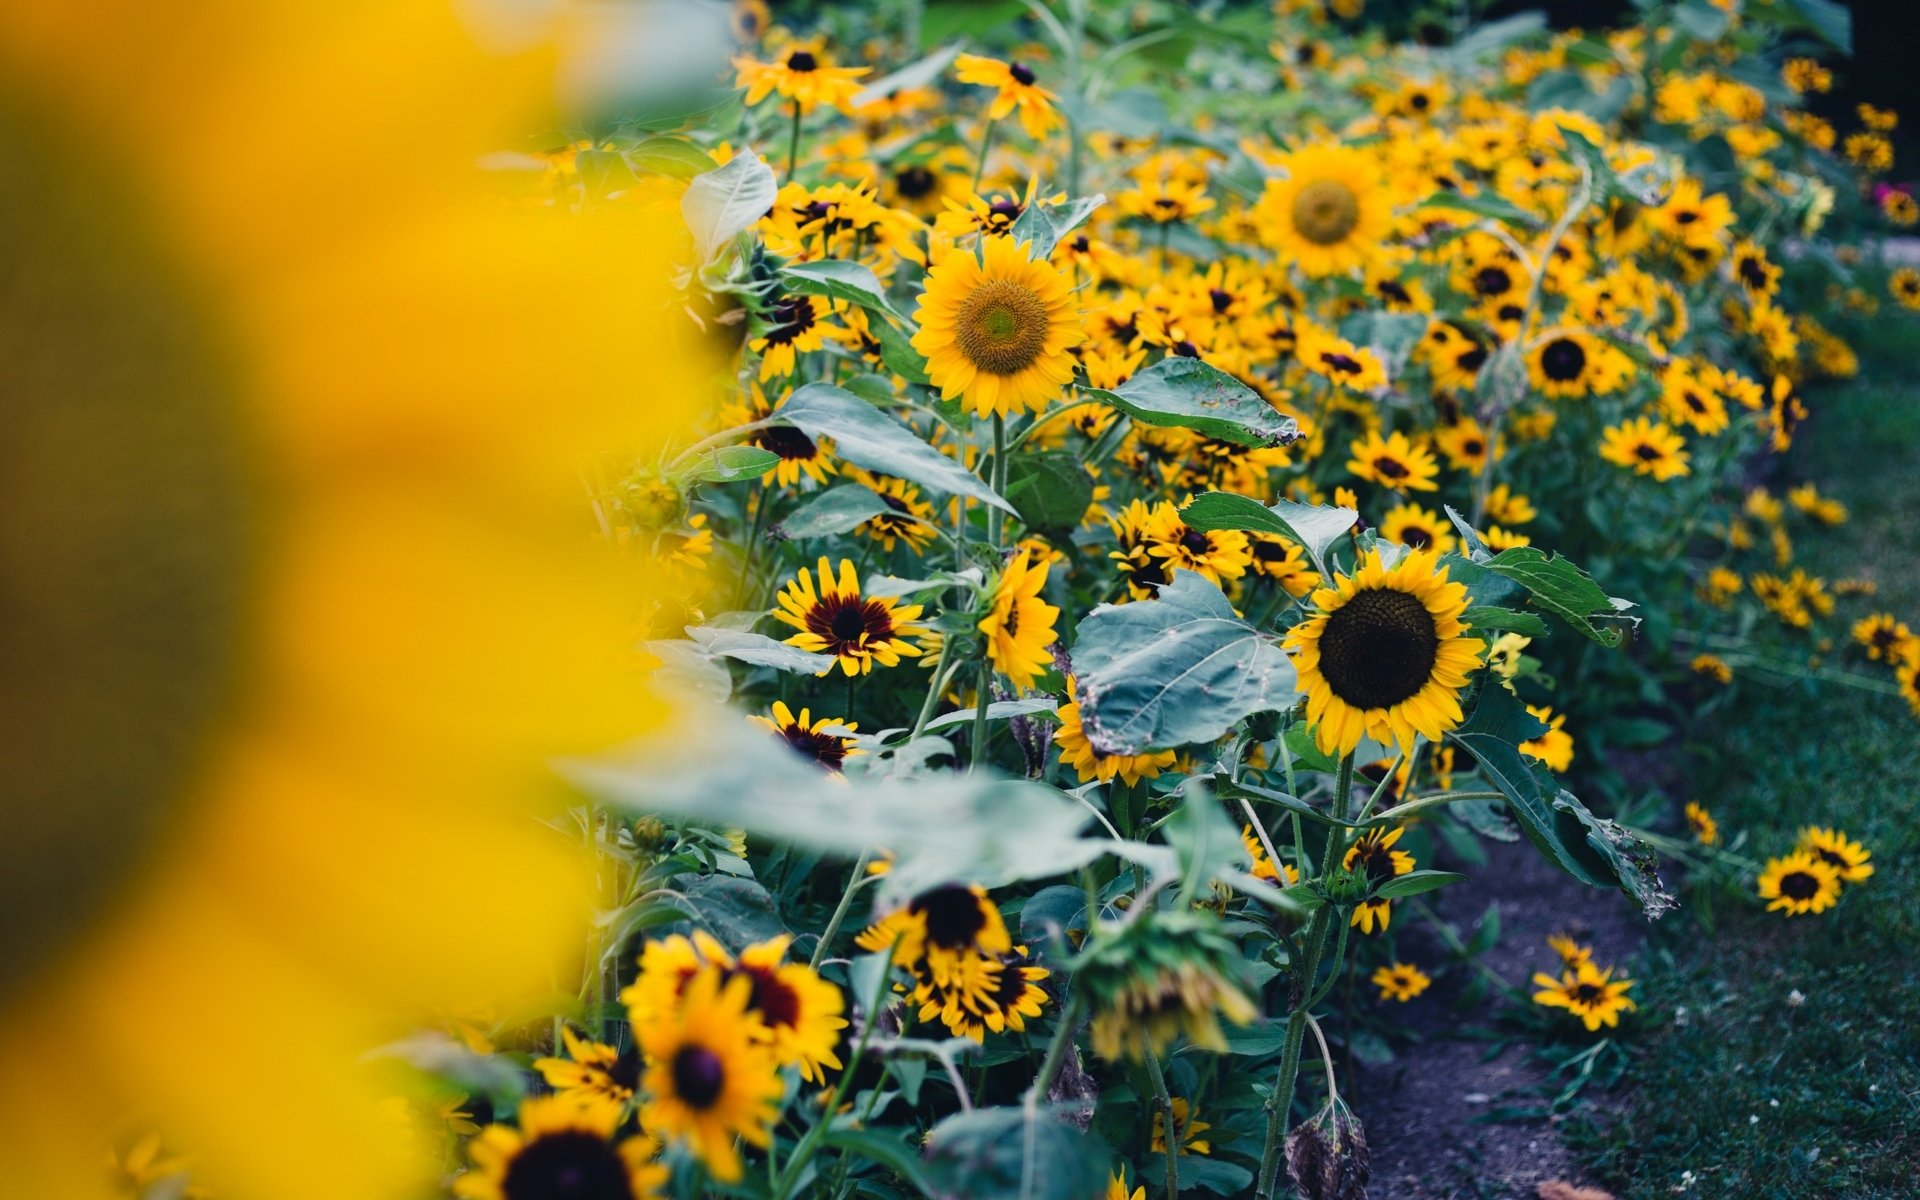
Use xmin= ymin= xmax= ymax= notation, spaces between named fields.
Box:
xmin=1348 ymin=834 xmax=1650 ymax=1199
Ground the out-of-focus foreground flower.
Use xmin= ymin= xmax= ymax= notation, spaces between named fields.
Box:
xmin=0 ymin=2 xmax=712 ymax=1196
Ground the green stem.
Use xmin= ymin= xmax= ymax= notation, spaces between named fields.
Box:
xmin=1024 ymin=994 xmax=1083 ymax=1106
xmin=1145 ymin=1049 xmax=1180 ymax=1200
xmin=989 ymin=413 xmax=1009 ymax=548
xmin=773 ymin=938 xmax=895 ymax=1199
xmin=809 ymin=851 xmax=874 ymax=970
xmin=969 ymin=658 xmax=994 ymax=771
xmin=786 ymin=100 xmax=803 ymax=180
xmin=972 ymin=116 xmax=1000 ymax=192
xmin=909 ymin=640 xmax=956 ymax=739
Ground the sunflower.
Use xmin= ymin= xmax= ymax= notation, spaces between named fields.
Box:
xmin=1598 ymin=417 xmax=1690 ymax=482
xmin=1380 ymin=503 xmax=1456 ymax=554
xmin=1286 ymin=548 xmax=1482 ymax=756
xmin=729 ymin=0 xmax=772 ymax=43
xmin=912 ymin=236 xmax=1080 ymax=419
xmin=1519 ymin=704 xmax=1574 ymax=772
xmin=1691 ymin=653 xmax=1734 ymax=684
xmin=1055 ymin=678 xmax=1179 ymax=786
xmin=850 ymin=471 xmax=938 ymax=553
xmin=637 ymin=966 xmax=783 ymax=1183
xmin=532 ymin=1028 xmax=643 ymax=1125
xmin=1257 ymin=143 xmax=1393 ymax=277
xmin=0 ymin=6 xmax=712 ymax=1196
xmin=1531 ymin=963 xmax=1637 ymax=1031
xmin=980 ymin=553 xmax=1061 ymax=691
xmin=1151 ymin=1097 xmax=1213 ymax=1156
xmin=1729 ymin=240 xmax=1781 ymax=298
xmin=732 ymin=39 xmax=870 ymax=116
xmin=1247 ymin=533 xmax=1324 ymax=597
xmin=1343 ymin=826 xmax=1417 ymax=933
xmin=1107 ymin=498 xmax=1179 ymax=601
xmin=1891 ymin=267 xmax=1920 ymax=310
xmin=773 ymin=557 xmax=929 ymax=676
xmin=1546 ymin=935 xmax=1593 ymax=969
xmin=953 ymin=54 xmax=1063 ymax=139
xmin=1757 ymin=851 xmax=1843 ymax=916
xmin=1371 ymin=962 xmax=1432 ymax=1002
xmin=1850 ymin=613 xmax=1912 ymax=663
xmin=1527 ymin=329 xmax=1629 ymax=399
xmin=748 ymin=701 xmax=862 ymax=773
xmin=1346 ymin=429 xmax=1440 ymax=493
xmin=751 ymin=294 xmax=828 ymax=380
xmin=1658 ymin=360 xmax=1731 ymax=435
xmin=1484 ymin=484 xmax=1538 ymax=526
xmin=1296 ymin=321 xmax=1389 ymax=391
xmin=1434 ymin=418 xmax=1492 ymax=473
xmin=1797 ymin=828 xmax=1874 ymax=884
xmin=855 ymin=883 xmax=1013 ymax=983
xmin=1765 ymin=375 xmax=1808 ymax=452
xmin=1108 ymin=1170 xmax=1147 ymax=1200
xmin=1242 ymin=825 xmax=1300 ymax=885
xmin=1685 ymin=802 xmax=1721 ymax=845
xmin=1148 ymin=510 xmax=1255 ymax=589
xmin=732 ymin=935 xmax=849 ymax=1083
xmin=455 ymin=1096 xmax=665 ymax=1200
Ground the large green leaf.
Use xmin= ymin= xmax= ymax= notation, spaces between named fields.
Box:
xmin=674 ymin=874 xmax=789 ymax=951
xmin=672 ymin=443 xmax=780 ymax=485
xmin=1481 ymin=546 xmax=1637 ymax=647
xmin=1180 ymin=493 xmax=1354 ymax=581
xmin=628 ymin=136 xmax=716 ymax=179
xmin=921 ymin=1106 xmax=1109 ymax=1200
xmin=1083 ymin=358 xmax=1300 ymax=447
xmin=1070 ymin=572 xmax=1297 ymax=756
xmin=1004 ymin=451 xmax=1094 ymax=530
xmin=851 ymin=44 xmax=964 ymax=108
xmin=778 ymin=383 xmax=1014 ymax=513
xmin=1009 ymin=194 xmax=1107 ymax=259
xmin=782 ymin=258 xmax=904 ymax=321
xmin=680 ymin=625 xmax=838 ymax=676
xmin=681 ymin=151 xmax=777 ymax=262
xmin=773 ymin=484 xmax=895 ymax=540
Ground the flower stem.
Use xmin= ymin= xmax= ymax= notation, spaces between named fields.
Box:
xmin=969 ymin=658 xmax=993 ymax=771
xmin=809 ymin=850 xmax=873 ymax=970
xmin=1145 ymin=1049 xmax=1180 ymax=1200
xmin=972 ymin=116 xmax=1000 ymax=192
xmin=786 ymin=100 xmax=803 ymax=180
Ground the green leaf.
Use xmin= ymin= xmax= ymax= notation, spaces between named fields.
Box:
xmin=574 ymin=149 xmax=635 ymax=199
xmin=1144 ymin=1155 xmax=1253 ymax=1195
xmin=1181 ymin=493 xmax=1354 ymax=582
xmin=1222 ymin=1022 xmax=1291 ymax=1056
xmin=629 ymin=136 xmax=716 ymax=179
xmin=1462 ymin=606 xmax=1551 ymax=638
xmin=778 ymin=383 xmax=1013 ymax=513
xmin=1374 ymin=869 xmax=1470 ymax=899
xmin=1447 ymin=11 xmax=1547 ymax=63
xmin=782 ymin=259 xmax=903 ymax=321
xmin=681 ymin=151 xmax=777 ymax=262
xmin=1465 ymin=901 xmax=1502 ymax=955
xmin=1218 ymin=777 xmax=1367 ymax=829
xmin=1419 ymin=189 xmax=1545 ymax=231
xmin=851 ymin=44 xmax=964 ymax=108
xmin=1337 ymin=311 xmax=1429 ymax=378
xmin=1780 ymin=0 xmax=1851 ymax=52
xmin=1084 ymin=358 xmax=1300 ymax=447
xmin=924 ymin=698 xmax=1060 ymax=732
xmin=1070 ymin=572 xmax=1298 ymax=756
xmin=921 ymin=1106 xmax=1109 ymax=1200
xmin=773 ymin=484 xmax=895 ymax=540
xmin=674 ymin=443 xmax=780 ymax=485
xmin=1009 ymin=194 xmax=1108 ymax=259
xmin=1166 ymin=779 xmax=1242 ymax=905
xmin=1554 ymin=791 xmax=1676 ymax=919
xmin=822 ymin=1128 xmax=940 ymax=1197
xmin=920 ymin=0 xmax=1024 ymax=46
xmin=675 ymin=874 xmax=788 ymax=951
xmin=1673 ymin=0 xmax=1730 ymax=42
xmin=1282 ymin=723 xmax=1342 ymax=774
xmin=681 ymin=625 xmax=838 ymax=676
xmin=1438 ymin=553 xmax=1525 ymax=608
xmin=1481 ymin=546 xmax=1637 ymax=647
xmin=872 ymin=315 xmax=933 ymax=385
xmin=1004 ymin=451 xmax=1094 ymax=530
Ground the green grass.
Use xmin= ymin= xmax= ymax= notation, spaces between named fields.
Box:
xmin=1567 ymin=312 xmax=1920 ymax=1199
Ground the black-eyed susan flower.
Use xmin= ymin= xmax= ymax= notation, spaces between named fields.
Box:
xmin=1757 ymin=851 xmax=1843 ymax=916
xmin=857 ymin=883 xmax=1013 ymax=983
xmin=1297 ymin=322 xmax=1389 ymax=391
xmin=1247 ymin=533 xmax=1323 ymax=597
xmin=1797 ymin=828 xmax=1873 ymax=884
xmin=1484 ymin=483 xmax=1537 ymax=526
xmin=455 ymin=1096 xmax=665 ymax=1200
xmin=1256 ymin=143 xmax=1393 ymax=277
xmin=1482 ymin=525 xmax=1532 ymax=551
xmin=1434 ymin=418 xmax=1492 ymax=473
xmin=1782 ymin=57 xmax=1833 ymax=94
xmin=1119 ymin=174 xmax=1217 ymax=224
xmin=1691 ymin=654 xmax=1733 ymax=684
xmin=1347 ymin=429 xmax=1440 ymax=492
xmin=912 ymin=236 xmax=1079 ymax=419
xmin=751 ymin=294 xmax=828 ymax=380
xmin=1343 ymin=827 xmax=1416 ymax=934
xmin=1107 ymin=1169 xmax=1146 ymax=1200
xmin=1547 ymin=935 xmax=1594 ymax=970
xmin=1371 ymin=962 xmax=1431 ymax=1002
xmin=1380 ymin=502 xmax=1455 ymax=554
xmin=748 ymin=701 xmax=861 ymax=773
xmin=1148 ymin=509 xmax=1255 ymax=589
xmin=850 ymin=470 xmax=938 ymax=553
xmin=1685 ymin=802 xmax=1721 ymax=845
xmin=980 ymin=553 xmax=1061 ymax=691
xmin=729 ymin=0 xmax=771 ymax=43
xmin=637 ymin=966 xmax=783 ymax=1183
xmin=953 ymin=54 xmax=1063 ymax=140
xmin=1765 ymin=375 xmax=1809 ymax=453
xmin=1080 ymin=909 xmax=1258 ymax=1061
xmin=1055 ymin=677 xmax=1178 ymax=786
xmin=532 ymin=1027 xmax=643 ymax=1125
xmin=733 ymin=40 xmax=870 ymax=116
xmin=1787 ymin=482 xmax=1847 ymax=525
xmin=1286 ymin=547 xmax=1481 ymax=756
xmin=1531 ymin=962 xmax=1637 ymax=1031
xmin=1151 ymin=1097 xmax=1213 ymax=1156
xmin=1891 ymin=267 xmax=1920 ymax=310
xmin=1599 ymin=417 xmax=1690 ymax=482
xmin=1528 ymin=329 xmax=1630 ymax=399
xmin=1851 ymin=613 xmax=1913 ymax=663
xmin=773 ymin=557 xmax=929 ymax=676
xmin=1519 ymin=704 xmax=1574 ymax=772
xmin=1242 ymin=825 xmax=1300 ymax=885
xmin=1485 ymin=632 xmax=1530 ymax=681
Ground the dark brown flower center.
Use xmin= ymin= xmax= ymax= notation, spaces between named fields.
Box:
xmin=1009 ymin=62 xmax=1037 ymax=86
xmin=1540 ymin=338 xmax=1586 ymax=382
xmin=671 ymin=1045 xmax=727 ymax=1109
xmin=503 ymin=1130 xmax=637 ymax=1200
xmin=1474 ymin=266 xmax=1513 ymax=296
xmin=916 ymin=884 xmax=989 ymax=949
xmin=1780 ymin=870 xmax=1820 ymax=900
xmin=786 ymin=50 xmax=818 ymax=72
xmin=1317 ymin=586 xmax=1441 ymax=710
xmin=757 ymin=424 xmax=819 ymax=461
xmin=895 ymin=165 xmax=937 ymax=199
xmin=779 ymin=723 xmax=850 ymax=772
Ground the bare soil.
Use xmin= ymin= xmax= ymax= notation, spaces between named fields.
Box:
xmin=1347 ymin=832 xmax=1651 ymax=1199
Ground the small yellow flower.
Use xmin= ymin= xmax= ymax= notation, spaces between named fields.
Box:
xmin=1757 ymin=851 xmax=1843 ymax=916
xmin=1371 ymin=962 xmax=1432 ymax=1002
xmin=1532 ymin=962 xmax=1637 ymax=1031
xmin=1685 ymin=802 xmax=1720 ymax=845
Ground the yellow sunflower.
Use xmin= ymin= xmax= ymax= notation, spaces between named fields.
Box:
xmin=1598 ymin=417 xmax=1691 ymax=482
xmin=1247 ymin=533 xmax=1323 ymax=597
xmin=954 ymin=54 xmax=1063 ymax=139
xmin=1484 ymin=483 xmax=1537 ymax=526
xmin=1287 ymin=549 xmax=1482 ymax=756
xmin=531 ymin=1028 xmax=642 ymax=1125
xmin=455 ymin=1096 xmax=664 ymax=1200
xmin=749 ymin=701 xmax=862 ymax=773
xmin=1527 ymin=328 xmax=1630 ymax=399
xmin=1519 ymin=704 xmax=1575 ymax=772
xmin=980 ymin=553 xmax=1062 ymax=691
xmin=1371 ymin=962 xmax=1432 ymax=1002
xmin=1055 ymin=678 xmax=1179 ymax=786
xmin=1890 ymin=267 xmax=1920 ymax=310
xmin=1796 ymin=828 xmax=1873 ymax=884
xmin=850 ymin=471 xmax=938 ymax=553
xmin=1347 ymin=429 xmax=1440 ymax=492
xmin=1380 ymin=502 xmax=1456 ymax=555
xmin=912 ymin=235 xmax=1080 ymax=419
xmin=1150 ymin=1097 xmax=1213 ymax=1156
xmin=1852 ymin=613 xmax=1913 ymax=663
xmin=1757 ymin=851 xmax=1843 ymax=916
xmin=1257 ymin=143 xmax=1394 ymax=277
xmin=733 ymin=39 xmax=870 ymax=116
xmin=1147 ymin=511 xmax=1255 ymax=589
xmin=773 ymin=557 xmax=929 ymax=676
xmin=1343 ymin=826 xmax=1417 ymax=933
xmin=0 ymin=4 xmax=711 ymax=1196
xmin=733 ymin=934 xmax=850 ymax=1084
xmin=1531 ymin=963 xmax=1637 ymax=1031
xmin=1685 ymin=801 xmax=1721 ymax=845
xmin=855 ymin=883 xmax=1013 ymax=984
xmin=637 ymin=966 xmax=783 ymax=1183
xmin=1242 ymin=825 xmax=1301 ymax=885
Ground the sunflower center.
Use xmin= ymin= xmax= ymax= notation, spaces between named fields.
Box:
xmin=1474 ymin=266 xmax=1513 ymax=296
xmin=1316 ymin=586 xmax=1441 ymax=710
xmin=786 ymin=50 xmax=819 ymax=72
xmin=1634 ymin=443 xmax=1663 ymax=462
xmin=954 ymin=278 xmax=1052 ymax=376
xmin=673 ymin=1045 xmax=729 ymax=1110
xmin=1291 ymin=178 xmax=1361 ymax=246
xmin=896 ymin=165 xmax=937 ymax=199
xmin=502 ymin=1130 xmax=637 ymax=1200
xmin=737 ymin=964 xmax=803 ymax=1029
xmin=606 ymin=1052 xmax=643 ymax=1093
xmin=1568 ymin=983 xmax=1605 ymax=1005
xmin=780 ymin=725 xmax=850 ymax=772
xmin=757 ymin=424 xmax=820 ymax=461
xmin=828 ymin=601 xmax=872 ymax=643
xmin=916 ymin=884 xmax=989 ymax=949
xmin=1010 ymin=62 xmax=1037 ymax=86
xmin=1399 ymin=525 xmax=1433 ymax=550
xmin=1540 ymin=338 xmax=1586 ymax=382
xmin=1779 ymin=870 xmax=1819 ymax=900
